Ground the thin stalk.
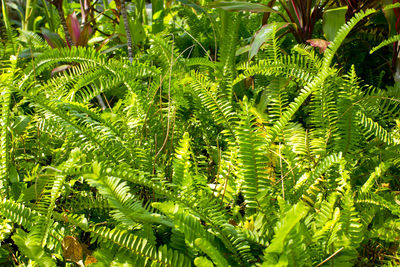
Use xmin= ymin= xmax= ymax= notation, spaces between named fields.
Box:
xmin=96 ymin=95 xmax=107 ymax=110
xmin=279 ymin=143 xmax=285 ymax=200
xmin=154 ymin=38 xmax=174 ymax=159
xmin=80 ymin=0 xmax=93 ymax=26
xmin=121 ymin=0 xmax=134 ymax=62
xmin=262 ymin=0 xmax=276 ymax=25
xmin=394 ymin=42 xmax=400 ymax=82
xmin=24 ymin=0 xmax=38 ymax=30
xmin=315 ymin=247 xmax=344 ymax=267
xmin=58 ymin=8 xmax=74 ymax=46
xmin=80 ymin=0 xmax=88 ymax=24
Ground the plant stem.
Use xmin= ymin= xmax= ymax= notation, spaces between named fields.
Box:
xmin=394 ymin=42 xmax=400 ymax=83
xmin=58 ymin=8 xmax=74 ymax=46
xmin=49 ymin=0 xmax=74 ymax=46
xmin=24 ymin=0 xmax=38 ymax=31
xmin=80 ymin=0 xmax=92 ymax=25
xmin=315 ymin=247 xmax=344 ymax=267
xmin=262 ymin=0 xmax=276 ymax=25
xmin=121 ymin=0 xmax=134 ymax=62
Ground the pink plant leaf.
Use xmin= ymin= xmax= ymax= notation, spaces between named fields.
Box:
xmin=41 ymin=28 xmax=66 ymax=48
xmin=66 ymin=12 xmax=81 ymax=46
xmin=307 ymin=39 xmax=330 ymax=53
xmin=51 ymin=65 xmax=72 ymax=76
xmin=76 ymin=24 xmax=93 ymax=46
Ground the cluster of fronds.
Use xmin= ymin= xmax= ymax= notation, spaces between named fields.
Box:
xmin=0 ymin=6 xmax=400 ymax=267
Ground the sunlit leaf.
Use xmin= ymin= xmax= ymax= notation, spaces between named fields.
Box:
xmin=323 ymin=7 xmax=347 ymax=41
xmin=250 ymin=22 xmax=288 ymax=59
xmin=208 ymin=1 xmax=277 ymax=13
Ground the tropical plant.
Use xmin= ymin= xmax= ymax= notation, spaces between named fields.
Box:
xmin=1 ymin=1 xmax=400 ymax=266
xmin=210 ymin=0 xmax=334 ymax=43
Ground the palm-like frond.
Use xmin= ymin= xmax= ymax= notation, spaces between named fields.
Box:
xmin=237 ymin=102 xmax=270 ymax=210
xmin=191 ymin=71 xmax=238 ymax=138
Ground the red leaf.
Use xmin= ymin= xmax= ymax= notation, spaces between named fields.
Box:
xmin=41 ymin=28 xmax=66 ymax=48
xmin=66 ymin=12 xmax=81 ymax=46
xmin=76 ymin=23 xmax=93 ymax=46
xmin=306 ymin=39 xmax=330 ymax=53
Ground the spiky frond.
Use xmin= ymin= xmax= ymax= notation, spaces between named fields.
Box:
xmin=90 ymin=226 xmax=191 ymax=267
xmin=237 ymin=102 xmax=270 ymax=210
xmin=370 ymin=34 xmax=400 ymax=54
xmin=191 ymin=71 xmax=238 ymax=138
xmin=0 ymin=71 xmax=12 ymax=197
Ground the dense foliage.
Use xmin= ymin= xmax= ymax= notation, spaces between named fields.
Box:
xmin=1 ymin=0 xmax=400 ymax=266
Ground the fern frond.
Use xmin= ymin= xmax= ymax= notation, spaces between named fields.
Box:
xmin=184 ymin=57 xmax=216 ymax=70
xmin=19 ymin=30 xmax=46 ymax=48
xmin=216 ymin=11 xmax=239 ymax=99
xmin=292 ymin=44 xmax=322 ymax=68
xmin=370 ymin=34 xmax=400 ymax=54
xmin=295 ymin=153 xmax=342 ymax=204
xmin=322 ymin=8 xmax=377 ymax=69
xmin=237 ymin=102 xmax=270 ymax=210
xmin=264 ymin=83 xmax=318 ymax=148
xmin=370 ymin=218 xmax=400 ymax=243
xmin=91 ymin=226 xmax=191 ymax=267
xmin=333 ymin=66 xmax=364 ymax=154
xmin=18 ymin=92 xmax=131 ymax=164
xmin=32 ymin=172 xmax=66 ymax=247
xmin=67 ymin=193 xmax=110 ymax=214
xmin=70 ymin=163 xmax=250 ymax=265
xmin=235 ymin=56 xmax=316 ymax=85
xmin=12 ymin=229 xmax=56 ymax=267
xmin=309 ymin=80 xmax=338 ymax=134
xmin=191 ymin=71 xmax=238 ymax=138
xmin=22 ymin=47 xmax=104 ymax=82
xmin=356 ymin=193 xmax=400 ymax=217
xmin=265 ymin=77 xmax=290 ymax=120
xmin=172 ymin=132 xmax=193 ymax=188
xmin=361 ymin=162 xmax=389 ymax=193
xmin=148 ymin=35 xmax=182 ymax=71
xmin=0 ymin=199 xmax=36 ymax=229
xmin=84 ymin=172 xmax=173 ymax=227
xmin=357 ymin=111 xmax=395 ymax=145
xmin=0 ymin=72 xmax=12 ymax=197
xmin=333 ymin=188 xmax=364 ymax=265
